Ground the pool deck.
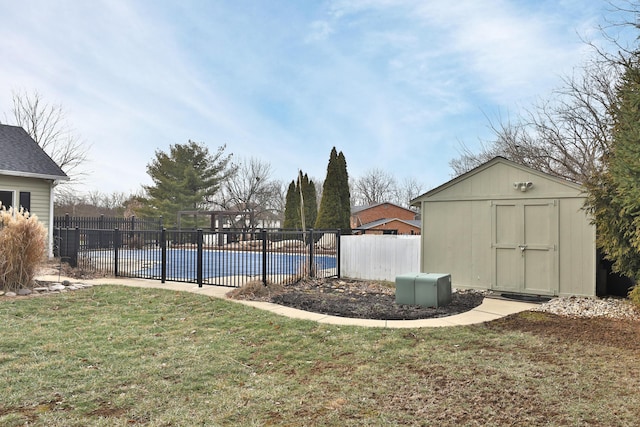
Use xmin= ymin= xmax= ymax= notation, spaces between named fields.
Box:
xmin=35 ymin=274 xmax=540 ymax=328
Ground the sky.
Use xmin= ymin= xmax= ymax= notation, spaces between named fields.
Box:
xmin=0 ymin=0 xmax=631 ymax=196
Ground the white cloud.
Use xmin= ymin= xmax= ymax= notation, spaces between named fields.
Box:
xmin=0 ymin=0 xmax=622 ymax=194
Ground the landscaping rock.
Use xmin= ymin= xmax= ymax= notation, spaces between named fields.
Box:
xmin=2 ymin=281 xmax=93 ymax=300
xmin=534 ymin=296 xmax=639 ymax=320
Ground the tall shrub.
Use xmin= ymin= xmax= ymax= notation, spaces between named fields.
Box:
xmin=283 ymin=180 xmax=300 ymax=229
xmin=283 ymin=172 xmax=318 ymax=230
xmin=0 ymin=207 xmax=47 ymax=292
xmin=316 ymin=147 xmax=351 ymax=231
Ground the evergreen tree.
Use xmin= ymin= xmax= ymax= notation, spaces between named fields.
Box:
xmin=315 ymin=147 xmax=351 ymax=231
xmin=138 ymin=141 xmax=233 ymax=227
xmin=586 ymin=55 xmax=640 ymax=280
xmin=283 ymin=180 xmax=300 ymax=229
xmin=282 ymin=172 xmax=318 ymax=229
xmin=336 ymin=150 xmax=351 ymax=231
xmin=301 ymin=173 xmax=318 ymax=228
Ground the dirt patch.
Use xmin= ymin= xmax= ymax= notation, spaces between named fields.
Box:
xmin=229 ymin=277 xmax=485 ymax=320
xmin=487 ymin=311 xmax=640 ymax=351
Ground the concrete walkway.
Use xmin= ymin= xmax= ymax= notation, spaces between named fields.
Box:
xmin=36 ymin=274 xmax=540 ymax=328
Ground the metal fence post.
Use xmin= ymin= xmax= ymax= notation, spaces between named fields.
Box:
xmin=308 ymin=228 xmax=315 ymax=278
xmin=336 ymin=229 xmax=341 ymax=278
xmin=197 ymin=229 xmax=203 ymax=288
xmin=161 ymin=228 xmax=167 ymax=283
xmin=261 ymin=229 xmax=268 ymax=286
xmin=130 ymin=215 xmax=135 ymax=244
xmin=53 ymin=228 xmax=60 ymax=257
xmin=114 ymin=228 xmax=120 ymax=277
xmin=72 ymin=227 xmax=80 ymax=268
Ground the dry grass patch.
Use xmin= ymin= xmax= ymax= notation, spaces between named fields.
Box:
xmin=226 ymin=279 xmax=284 ymax=300
xmin=0 ymin=286 xmax=639 ymax=426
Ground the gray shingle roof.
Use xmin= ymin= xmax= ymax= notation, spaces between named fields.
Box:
xmin=0 ymin=124 xmax=68 ymax=180
xmin=354 ymin=217 xmax=421 ymax=230
xmin=351 ymin=202 xmax=417 ymax=215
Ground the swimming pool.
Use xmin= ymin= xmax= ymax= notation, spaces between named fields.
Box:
xmin=89 ymin=248 xmax=337 ymax=285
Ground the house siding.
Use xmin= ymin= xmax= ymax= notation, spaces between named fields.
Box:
xmin=0 ymin=175 xmax=54 ymax=249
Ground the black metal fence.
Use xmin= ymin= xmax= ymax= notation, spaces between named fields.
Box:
xmin=54 ymin=228 xmax=340 ymax=287
xmin=54 ymin=214 xmax=163 ymax=231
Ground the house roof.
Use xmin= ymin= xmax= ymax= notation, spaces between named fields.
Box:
xmin=411 ymin=156 xmax=583 ymax=206
xmin=351 ymin=202 xmax=415 ymax=215
xmin=0 ymin=124 xmax=69 ymax=181
xmin=354 ymin=217 xmax=421 ymax=231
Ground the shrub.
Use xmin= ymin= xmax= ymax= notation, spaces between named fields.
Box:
xmin=0 ymin=207 xmax=47 ymax=292
xmin=628 ymin=285 xmax=640 ymax=310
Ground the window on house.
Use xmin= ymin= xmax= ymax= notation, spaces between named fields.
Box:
xmin=0 ymin=190 xmax=13 ymax=210
xmin=19 ymin=192 xmax=31 ymax=212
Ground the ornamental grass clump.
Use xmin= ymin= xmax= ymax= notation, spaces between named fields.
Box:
xmin=0 ymin=206 xmax=47 ymax=292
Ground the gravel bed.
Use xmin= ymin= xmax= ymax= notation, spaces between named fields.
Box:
xmin=533 ymin=296 xmax=639 ymax=320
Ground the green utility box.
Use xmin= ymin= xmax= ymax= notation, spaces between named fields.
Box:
xmin=395 ymin=273 xmax=452 ymax=307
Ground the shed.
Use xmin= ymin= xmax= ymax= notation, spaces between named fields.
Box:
xmin=411 ymin=157 xmax=597 ymax=297
xmin=0 ymin=124 xmax=69 ymax=256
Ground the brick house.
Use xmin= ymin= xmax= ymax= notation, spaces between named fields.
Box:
xmin=350 ymin=202 xmax=420 ymax=235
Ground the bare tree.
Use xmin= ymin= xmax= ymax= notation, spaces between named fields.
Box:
xmin=7 ymin=89 xmax=90 ymax=183
xmin=214 ymin=157 xmax=283 ymax=228
xmin=54 ymin=189 xmax=134 ymax=217
xmin=450 ymin=58 xmax=619 ymax=184
xmin=352 ymin=167 xmax=398 ymax=206
xmin=397 ymin=176 xmax=426 ymax=208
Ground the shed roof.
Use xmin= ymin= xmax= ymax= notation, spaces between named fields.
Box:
xmin=0 ymin=124 xmax=69 ymax=180
xmin=411 ymin=157 xmax=584 ymax=205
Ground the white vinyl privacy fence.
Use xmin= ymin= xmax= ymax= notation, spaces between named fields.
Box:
xmin=340 ymin=235 xmax=421 ymax=282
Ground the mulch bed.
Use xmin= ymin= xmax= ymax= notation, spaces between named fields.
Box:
xmin=230 ymin=277 xmax=485 ymax=321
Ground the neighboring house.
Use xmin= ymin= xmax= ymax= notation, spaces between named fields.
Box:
xmin=351 ymin=202 xmax=420 ymax=235
xmin=0 ymin=124 xmax=69 ymax=256
xmin=411 ymin=157 xmax=603 ymax=297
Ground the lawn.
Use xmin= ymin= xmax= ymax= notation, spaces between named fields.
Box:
xmin=1 ymin=285 xmax=639 ymax=426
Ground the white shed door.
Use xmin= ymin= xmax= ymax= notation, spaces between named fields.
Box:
xmin=491 ymin=200 xmax=559 ymax=295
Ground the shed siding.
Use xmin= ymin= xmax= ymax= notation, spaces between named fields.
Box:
xmin=558 ymin=198 xmax=596 ymax=296
xmin=425 ymin=161 xmax=582 ymax=202
xmin=421 ymin=200 xmax=492 ymax=290
xmin=422 ymin=197 xmax=595 ymax=296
